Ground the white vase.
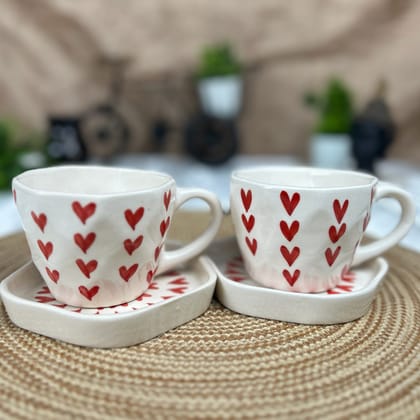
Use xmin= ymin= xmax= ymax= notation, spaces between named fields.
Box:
xmin=198 ymin=75 xmax=243 ymax=119
xmin=309 ymin=133 xmax=354 ymax=169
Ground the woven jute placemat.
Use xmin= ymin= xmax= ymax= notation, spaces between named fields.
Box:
xmin=0 ymin=214 xmax=419 ymax=419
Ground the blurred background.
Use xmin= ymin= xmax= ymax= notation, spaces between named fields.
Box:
xmin=0 ymin=0 xmax=419 ymax=249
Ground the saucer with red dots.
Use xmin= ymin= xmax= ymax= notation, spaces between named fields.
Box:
xmin=0 ymin=257 xmax=216 ymax=348
xmin=207 ymin=238 xmax=388 ymax=325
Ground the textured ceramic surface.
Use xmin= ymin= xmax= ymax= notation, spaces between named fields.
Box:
xmin=12 ymin=166 xmax=223 ymax=307
xmin=230 ymin=167 xmax=414 ymax=292
xmin=208 ymin=238 xmax=389 ymax=324
xmin=0 ymin=257 xmax=216 ymax=348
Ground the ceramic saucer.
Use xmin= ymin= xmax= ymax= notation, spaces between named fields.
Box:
xmin=207 ymin=238 xmax=389 ymax=325
xmin=0 ymin=257 xmax=216 ymax=348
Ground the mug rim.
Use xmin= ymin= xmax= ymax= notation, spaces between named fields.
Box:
xmin=231 ymin=166 xmax=377 ymax=190
xmin=13 ymin=165 xmax=174 ymax=197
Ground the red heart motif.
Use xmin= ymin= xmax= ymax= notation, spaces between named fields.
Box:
xmin=280 ymin=245 xmax=300 ymax=266
xmin=333 ymin=199 xmax=349 ymax=224
xmin=124 ymin=207 xmax=145 ymax=231
xmin=164 ymin=190 xmax=171 ymax=211
xmin=245 ymin=237 xmax=257 ymax=255
xmin=325 ymin=247 xmax=341 ymax=266
xmin=169 ymin=277 xmax=187 ymax=285
xmin=240 ymin=189 xmax=252 ymax=212
xmin=45 ymin=267 xmax=59 ymax=283
xmin=147 ymin=270 xmax=155 ymax=283
xmin=160 ymin=217 xmax=170 ymax=237
xmin=72 ymin=201 xmax=96 ymax=225
xmin=169 ymin=287 xmax=187 ymax=294
xmin=154 ymin=245 xmax=162 ymax=261
xmin=241 ymin=214 xmax=255 ymax=233
xmin=37 ymin=240 xmax=53 ymax=260
xmin=283 ymin=269 xmax=300 ymax=287
xmin=363 ymin=213 xmax=370 ymax=232
xmin=36 ymin=295 xmax=56 ymax=303
xmin=78 ymin=285 xmax=99 ymax=301
xmin=119 ymin=263 xmax=139 ymax=282
xmin=74 ymin=232 xmax=96 ymax=254
xmin=279 ymin=220 xmax=299 ymax=242
xmin=328 ymin=223 xmax=346 ymax=243
xmin=31 ymin=211 xmax=47 ymax=233
xmin=76 ymin=258 xmax=98 ymax=278
xmin=280 ymin=191 xmax=300 ymax=216
xmin=123 ymin=235 xmax=144 ymax=256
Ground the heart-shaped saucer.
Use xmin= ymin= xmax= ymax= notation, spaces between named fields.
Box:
xmin=207 ymin=238 xmax=389 ymax=325
xmin=0 ymin=257 xmax=216 ymax=348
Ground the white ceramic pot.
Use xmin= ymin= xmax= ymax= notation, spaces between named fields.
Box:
xmin=309 ymin=133 xmax=354 ymax=169
xmin=198 ymin=75 xmax=243 ymax=119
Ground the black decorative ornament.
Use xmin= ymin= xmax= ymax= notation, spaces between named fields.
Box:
xmin=350 ymin=83 xmax=395 ymax=174
xmin=47 ymin=117 xmax=86 ymax=162
xmin=184 ymin=114 xmax=238 ymax=165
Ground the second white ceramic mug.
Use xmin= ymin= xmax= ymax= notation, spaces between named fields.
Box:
xmin=230 ymin=167 xmax=415 ymax=293
xmin=13 ymin=165 xmax=223 ymax=307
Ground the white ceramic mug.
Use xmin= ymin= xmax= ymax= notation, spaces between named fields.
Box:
xmin=13 ymin=165 xmax=223 ymax=307
xmin=230 ymin=167 xmax=416 ymax=293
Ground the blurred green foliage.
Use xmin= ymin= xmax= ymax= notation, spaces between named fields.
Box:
xmin=197 ymin=43 xmax=242 ymax=79
xmin=304 ymin=79 xmax=353 ymax=134
xmin=0 ymin=119 xmax=47 ymax=190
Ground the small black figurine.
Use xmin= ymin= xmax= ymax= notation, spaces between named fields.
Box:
xmin=350 ymin=80 xmax=395 ymax=173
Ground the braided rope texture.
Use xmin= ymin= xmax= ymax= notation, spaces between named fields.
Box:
xmin=0 ymin=228 xmax=419 ymax=419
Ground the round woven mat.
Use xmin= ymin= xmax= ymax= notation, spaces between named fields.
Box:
xmin=1 ymin=226 xmax=419 ymax=419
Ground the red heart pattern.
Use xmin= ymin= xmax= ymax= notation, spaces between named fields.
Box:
xmin=31 ymin=211 xmax=47 ymax=233
xmin=37 ymin=240 xmax=53 ymax=260
xmin=363 ymin=213 xmax=370 ymax=232
xmin=124 ymin=207 xmax=145 ymax=231
xmin=164 ymin=190 xmax=171 ymax=211
xmin=280 ymin=245 xmax=300 ymax=267
xmin=72 ymin=201 xmax=96 ymax=225
xmin=147 ymin=270 xmax=155 ymax=283
xmin=119 ymin=264 xmax=139 ymax=282
xmin=283 ymin=269 xmax=301 ymax=287
xmin=76 ymin=258 xmax=98 ymax=279
xmin=160 ymin=217 xmax=170 ymax=237
xmin=245 ymin=237 xmax=257 ymax=255
xmin=241 ymin=214 xmax=255 ymax=233
xmin=325 ymin=247 xmax=341 ymax=266
xmin=46 ymin=267 xmax=60 ymax=283
xmin=240 ymin=188 xmax=257 ymax=256
xmin=78 ymin=285 xmax=99 ymax=301
xmin=328 ymin=224 xmax=346 ymax=243
xmin=280 ymin=191 xmax=300 ymax=216
xmin=333 ymin=199 xmax=349 ymax=224
xmin=74 ymin=232 xmax=96 ymax=254
xmin=123 ymin=235 xmax=144 ymax=256
xmin=240 ymin=189 xmax=252 ymax=212
xmin=279 ymin=220 xmax=299 ymax=242
xmin=154 ymin=245 xmax=162 ymax=261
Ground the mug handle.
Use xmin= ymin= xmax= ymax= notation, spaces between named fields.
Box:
xmin=352 ymin=181 xmax=416 ymax=266
xmin=156 ymin=187 xmax=223 ymax=274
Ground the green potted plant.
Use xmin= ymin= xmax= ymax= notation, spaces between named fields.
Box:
xmin=304 ymin=78 xmax=354 ymax=168
xmin=196 ymin=43 xmax=243 ymax=119
xmin=0 ymin=119 xmax=47 ymax=190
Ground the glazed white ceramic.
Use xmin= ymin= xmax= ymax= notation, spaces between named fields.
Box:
xmin=230 ymin=166 xmax=414 ymax=293
xmin=12 ymin=166 xmax=223 ymax=308
xmin=0 ymin=257 xmax=216 ymax=348
xmin=209 ymin=238 xmax=389 ymax=324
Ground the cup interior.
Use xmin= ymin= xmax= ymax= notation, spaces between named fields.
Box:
xmin=232 ymin=167 xmax=376 ymax=189
xmin=14 ymin=166 xmax=172 ymax=195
